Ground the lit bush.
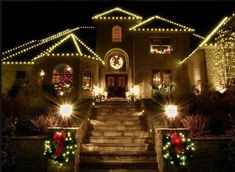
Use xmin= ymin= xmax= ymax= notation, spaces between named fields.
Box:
xmin=31 ymin=108 xmax=63 ymax=132
xmin=181 ymin=115 xmax=208 ymax=137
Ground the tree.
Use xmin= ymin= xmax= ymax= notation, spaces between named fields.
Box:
xmin=214 ymin=26 xmax=235 ymax=91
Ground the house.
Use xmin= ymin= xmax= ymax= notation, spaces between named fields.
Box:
xmin=2 ymin=7 xmax=235 ymax=98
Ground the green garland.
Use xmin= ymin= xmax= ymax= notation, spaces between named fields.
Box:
xmin=162 ymin=132 xmax=195 ymax=166
xmin=44 ymin=131 xmax=77 ymax=166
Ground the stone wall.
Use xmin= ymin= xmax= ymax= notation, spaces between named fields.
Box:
xmin=12 ymin=136 xmax=47 ymax=172
xmin=184 ymin=49 xmax=207 ymax=93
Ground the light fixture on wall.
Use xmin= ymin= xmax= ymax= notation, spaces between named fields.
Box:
xmin=40 ymin=70 xmax=45 ymax=77
xmin=165 ymin=104 xmax=178 ymax=128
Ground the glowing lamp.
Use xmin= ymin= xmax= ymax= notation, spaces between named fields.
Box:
xmin=40 ymin=70 xmax=45 ymax=76
xmin=165 ymin=105 xmax=177 ymax=119
xmin=59 ymin=104 xmax=73 ymax=118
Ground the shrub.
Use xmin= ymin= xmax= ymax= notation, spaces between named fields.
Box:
xmin=31 ymin=108 xmax=63 ymax=132
xmin=2 ymin=117 xmax=17 ymax=171
xmin=180 ymin=115 xmax=208 ymax=137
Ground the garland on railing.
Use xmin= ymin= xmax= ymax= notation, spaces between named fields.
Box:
xmin=44 ymin=131 xmax=77 ymax=166
xmin=162 ymin=132 xmax=195 ymax=166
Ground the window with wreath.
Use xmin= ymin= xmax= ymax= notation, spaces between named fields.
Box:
xmin=82 ymin=71 xmax=93 ymax=90
xmin=112 ymin=25 xmax=122 ymax=42
xmin=150 ymin=37 xmax=173 ymax=54
xmin=52 ymin=64 xmax=73 ymax=94
xmin=152 ymin=70 xmax=174 ymax=93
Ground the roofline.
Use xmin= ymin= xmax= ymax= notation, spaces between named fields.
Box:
xmin=129 ymin=15 xmax=195 ymax=32
xmin=180 ymin=16 xmax=228 ymax=64
xmin=92 ymin=7 xmax=142 ymax=20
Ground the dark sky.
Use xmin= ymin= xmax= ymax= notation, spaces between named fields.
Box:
xmin=2 ymin=1 xmax=235 ymax=50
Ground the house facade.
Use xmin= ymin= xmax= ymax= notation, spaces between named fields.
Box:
xmin=2 ymin=7 xmax=235 ymax=98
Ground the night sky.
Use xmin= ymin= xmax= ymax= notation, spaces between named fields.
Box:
xmin=2 ymin=1 xmax=235 ymax=50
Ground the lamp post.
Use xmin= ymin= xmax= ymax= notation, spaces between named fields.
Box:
xmin=165 ymin=105 xmax=177 ymax=128
xmin=59 ymin=104 xmax=73 ymax=127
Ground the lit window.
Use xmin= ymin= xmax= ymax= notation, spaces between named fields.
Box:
xmin=82 ymin=71 xmax=93 ymax=90
xmin=52 ymin=63 xmax=73 ymax=95
xmin=112 ymin=25 xmax=122 ymax=42
xmin=153 ymin=71 xmax=173 ymax=91
xmin=150 ymin=38 xmax=173 ymax=54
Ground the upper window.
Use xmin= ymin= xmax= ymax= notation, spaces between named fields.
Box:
xmin=82 ymin=70 xmax=93 ymax=90
xmin=150 ymin=37 xmax=173 ymax=54
xmin=112 ymin=25 xmax=122 ymax=42
xmin=16 ymin=71 xmax=26 ymax=80
xmin=153 ymin=70 xmax=172 ymax=90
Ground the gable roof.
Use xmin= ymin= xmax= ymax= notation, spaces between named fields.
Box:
xmin=129 ymin=15 xmax=195 ymax=32
xmin=2 ymin=27 xmax=104 ymax=65
xmin=92 ymin=7 xmax=142 ymax=20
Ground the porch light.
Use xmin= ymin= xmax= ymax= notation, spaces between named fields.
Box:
xmin=59 ymin=104 xmax=73 ymax=118
xmin=165 ymin=105 xmax=177 ymax=119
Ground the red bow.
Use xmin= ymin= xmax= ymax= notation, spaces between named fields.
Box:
xmin=170 ymin=132 xmax=184 ymax=154
xmin=53 ymin=131 xmax=66 ymax=157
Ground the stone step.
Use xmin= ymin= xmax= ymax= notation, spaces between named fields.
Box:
xmin=88 ymin=130 xmax=151 ymax=137
xmin=90 ymin=125 xmax=146 ymax=131
xmin=82 ymin=143 xmax=154 ymax=152
xmin=95 ymin=108 xmax=141 ymax=113
xmin=80 ymin=151 xmax=156 ymax=162
xmin=90 ymin=120 xmax=144 ymax=126
xmin=84 ymin=136 xmax=153 ymax=144
xmin=95 ymin=116 xmax=141 ymax=121
xmin=79 ymin=160 xmax=158 ymax=170
xmin=94 ymin=112 xmax=143 ymax=117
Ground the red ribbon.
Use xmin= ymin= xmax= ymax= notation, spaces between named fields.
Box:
xmin=170 ymin=132 xmax=184 ymax=154
xmin=53 ymin=131 xmax=66 ymax=157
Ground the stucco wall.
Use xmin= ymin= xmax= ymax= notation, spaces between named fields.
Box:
xmin=132 ymin=32 xmax=191 ymax=97
xmin=2 ymin=64 xmax=35 ymax=94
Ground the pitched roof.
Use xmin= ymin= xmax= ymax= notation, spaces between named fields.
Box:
xmin=92 ymin=7 xmax=142 ymax=20
xmin=2 ymin=27 xmax=104 ymax=65
xmin=129 ymin=15 xmax=195 ymax=32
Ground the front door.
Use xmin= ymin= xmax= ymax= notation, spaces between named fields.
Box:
xmin=105 ymin=74 xmax=127 ymax=98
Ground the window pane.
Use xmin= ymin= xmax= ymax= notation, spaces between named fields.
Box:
xmin=112 ymin=25 xmax=122 ymax=42
xmin=82 ymin=71 xmax=93 ymax=90
xmin=150 ymin=37 xmax=173 ymax=54
xmin=163 ymin=71 xmax=171 ymax=85
xmin=153 ymin=72 xmax=161 ymax=87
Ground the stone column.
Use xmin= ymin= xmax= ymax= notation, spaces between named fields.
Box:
xmin=154 ymin=128 xmax=189 ymax=172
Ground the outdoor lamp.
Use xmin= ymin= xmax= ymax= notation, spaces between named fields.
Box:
xmin=165 ymin=104 xmax=177 ymax=128
xmin=59 ymin=104 xmax=73 ymax=118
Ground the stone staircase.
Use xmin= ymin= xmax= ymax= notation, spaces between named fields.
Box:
xmin=79 ymin=100 xmax=158 ymax=171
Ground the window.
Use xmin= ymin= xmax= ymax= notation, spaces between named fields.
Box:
xmin=16 ymin=71 xmax=26 ymax=80
xmin=150 ymin=37 xmax=173 ymax=54
xmin=52 ymin=63 xmax=73 ymax=95
xmin=153 ymin=70 xmax=173 ymax=92
xmin=112 ymin=25 xmax=122 ymax=42
xmin=82 ymin=71 xmax=93 ymax=90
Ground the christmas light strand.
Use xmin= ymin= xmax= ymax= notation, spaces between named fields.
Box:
xmin=92 ymin=7 xmax=142 ymax=20
xmin=129 ymin=16 xmax=194 ymax=31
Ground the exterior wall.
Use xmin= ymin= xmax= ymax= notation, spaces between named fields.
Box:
xmin=132 ymin=32 xmax=191 ymax=98
xmin=184 ymin=49 xmax=207 ymax=93
xmin=2 ymin=64 xmax=35 ymax=94
xmin=36 ymin=55 xmax=99 ymax=98
xmin=94 ymin=20 xmax=140 ymax=90
xmin=204 ymin=47 xmax=222 ymax=91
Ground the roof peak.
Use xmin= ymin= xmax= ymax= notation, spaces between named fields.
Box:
xmin=129 ymin=15 xmax=195 ymax=32
xmin=92 ymin=6 xmax=142 ymax=20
